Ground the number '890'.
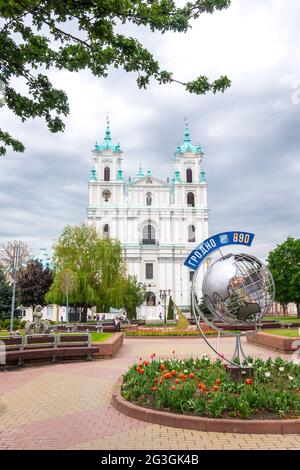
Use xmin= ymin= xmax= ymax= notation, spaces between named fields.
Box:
xmin=233 ymin=232 xmax=250 ymax=244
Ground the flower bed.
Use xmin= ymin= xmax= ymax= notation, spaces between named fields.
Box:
xmin=121 ymin=355 xmax=300 ymax=420
xmin=125 ymin=324 xmax=216 ymax=337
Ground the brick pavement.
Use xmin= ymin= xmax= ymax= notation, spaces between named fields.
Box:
xmin=0 ymin=337 xmax=300 ymax=450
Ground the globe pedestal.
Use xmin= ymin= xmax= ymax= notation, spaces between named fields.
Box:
xmin=226 ymin=365 xmax=253 ymax=383
xmin=231 ymin=333 xmax=247 ymax=364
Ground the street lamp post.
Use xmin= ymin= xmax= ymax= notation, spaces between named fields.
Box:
xmin=159 ymin=289 xmax=171 ymax=324
xmin=66 ymin=271 xmax=69 ymax=323
xmin=10 ymin=242 xmax=20 ymax=334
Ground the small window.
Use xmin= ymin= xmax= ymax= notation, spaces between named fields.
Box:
xmin=145 ymin=263 xmax=153 ymax=280
xmin=187 ymin=192 xmax=195 ymax=207
xmin=103 ymin=224 xmax=110 ymax=238
xmin=189 ymin=271 xmax=194 ymax=282
xmin=104 ymin=167 xmax=110 ymax=181
xmin=146 ymin=291 xmax=156 ymax=306
xmin=186 ymin=168 xmax=193 ymax=183
xmin=188 ymin=225 xmax=195 ymax=243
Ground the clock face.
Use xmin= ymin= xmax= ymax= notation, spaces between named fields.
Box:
xmin=102 ymin=189 xmax=111 ymax=201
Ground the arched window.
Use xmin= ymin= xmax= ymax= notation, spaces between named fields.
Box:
xmin=188 ymin=225 xmax=195 ymax=242
xmin=142 ymin=224 xmax=156 ymax=244
xmin=187 ymin=192 xmax=195 ymax=207
xmin=186 ymin=168 xmax=193 ymax=183
xmin=146 ymin=291 xmax=156 ymax=306
xmin=104 ymin=167 xmax=110 ymax=181
xmin=146 ymin=192 xmax=152 ymax=206
xmin=103 ymin=224 xmax=110 ymax=238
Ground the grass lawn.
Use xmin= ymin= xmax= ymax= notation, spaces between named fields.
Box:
xmin=91 ymin=332 xmax=113 ymax=342
xmin=264 ymin=328 xmax=300 ymax=337
xmin=0 ymin=330 xmax=113 ymax=343
xmin=0 ymin=330 xmax=10 ymax=336
xmin=263 ymin=316 xmax=300 ymax=323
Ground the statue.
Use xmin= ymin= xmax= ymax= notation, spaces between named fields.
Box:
xmin=25 ymin=305 xmax=50 ymax=334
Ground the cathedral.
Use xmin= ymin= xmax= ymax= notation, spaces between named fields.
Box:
xmin=87 ymin=119 xmax=209 ymax=320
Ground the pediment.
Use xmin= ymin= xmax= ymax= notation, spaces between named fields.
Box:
xmin=129 ymin=175 xmax=169 ymax=188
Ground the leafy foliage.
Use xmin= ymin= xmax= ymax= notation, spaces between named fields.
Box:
xmin=122 ymin=356 xmax=300 ymax=419
xmin=267 ymin=237 xmax=300 ymax=317
xmin=0 ymin=0 xmax=231 ymax=155
xmin=17 ymin=259 xmax=53 ymax=309
xmin=167 ymin=295 xmax=174 ymax=320
xmin=122 ymin=275 xmax=146 ymax=320
xmin=0 ymin=266 xmax=14 ymax=319
xmin=46 ymin=224 xmax=146 ymax=319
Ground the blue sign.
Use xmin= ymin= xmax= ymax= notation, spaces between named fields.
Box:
xmin=184 ymin=231 xmax=255 ymax=271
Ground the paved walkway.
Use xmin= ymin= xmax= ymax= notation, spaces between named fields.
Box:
xmin=0 ymin=337 xmax=300 ymax=450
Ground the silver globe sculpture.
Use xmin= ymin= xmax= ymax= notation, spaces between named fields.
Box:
xmin=191 ymin=252 xmax=275 ymax=367
xmin=202 ymin=253 xmax=275 ymax=326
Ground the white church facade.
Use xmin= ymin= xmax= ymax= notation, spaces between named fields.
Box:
xmin=87 ymin=120 xmax=209 ymax=320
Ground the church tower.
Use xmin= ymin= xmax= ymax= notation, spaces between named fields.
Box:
xmin=87 ymin=118 xmax=125 ymax=237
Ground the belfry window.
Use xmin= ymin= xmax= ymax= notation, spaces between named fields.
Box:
xmin=104 ymin=167 xmax=110 ymax=181
xmin=186 ymin=168 xmax=193 ymax=183
xmin=142 ymin=224 xmax=156 ymax=245
xmin=187 ymin=192 xmax=195 ymax=207
xmin=188 ymin=225 xmax=196 ymax=243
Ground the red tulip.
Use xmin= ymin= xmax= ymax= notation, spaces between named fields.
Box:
xmin=152 ymin=386 xmax=157 ymax=392
xmin=160 ymin=364 xmax=165 ymax=371
xmin=175 ymin=378 xmax=180 ymax=384
xmin=144 ymin=360 xmax=149 ymax=366
xmin=215 ymin=378 xmax=221 ymax=385
xmin=139 ymin=368 xmax=145 ymax=375
xmin=171 ymin=370 xmax=177 ymax=376
xmin=170 ymin=385 xmax=176 ymax=391
xmin=213 ymin=385 xmax=219 ymax=392
xmin=245 ymin=378 xmax=253 ymax=385
xmin=189 ymin=373 xmax=195 ymax=379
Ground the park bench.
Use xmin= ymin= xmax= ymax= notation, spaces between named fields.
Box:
xmin=1 ymin=333 xmax=98 ymax=366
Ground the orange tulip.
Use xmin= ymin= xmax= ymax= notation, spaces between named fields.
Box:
xmin=245 ymin=378 xmax=253 ymax=385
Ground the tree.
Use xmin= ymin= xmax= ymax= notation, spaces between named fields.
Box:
xmin=167 ymin=295 xmax=174 ymax=320
xmin=0 ymin=267 xmax=13 ymax=319
xmin=122 ymin=275 xmax=146 ymax=320
xmin=17 ymin=259 xmax=53 ymax=310
xmin=0 ymin=240 xmax=31 ymax=282
xmin=46 ymin=224 xmax=130 ymax=321
xmin=0 ymin=0 xmax=231 ymax=156
xmin=267 ymin=237 xmax=300 ymax=318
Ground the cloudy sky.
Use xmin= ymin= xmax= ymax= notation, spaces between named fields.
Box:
xmin=0 ymin=0 xmax=299 ymax=262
